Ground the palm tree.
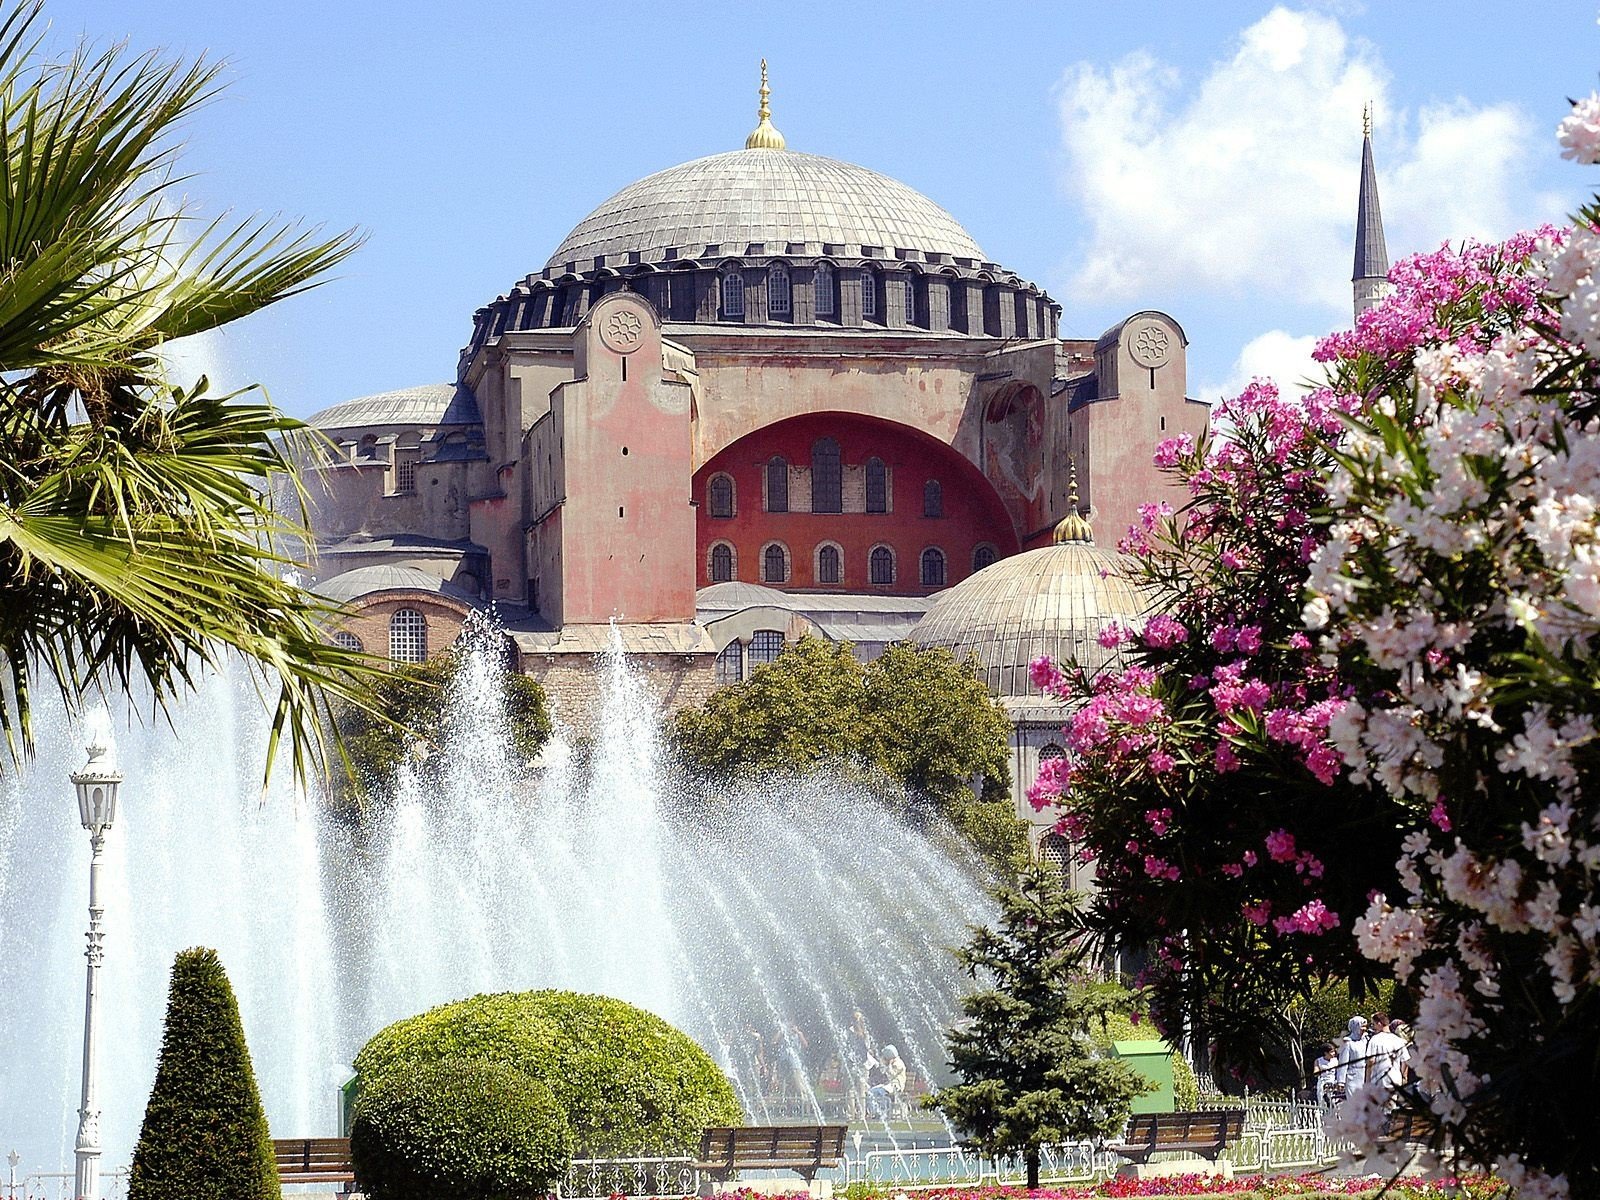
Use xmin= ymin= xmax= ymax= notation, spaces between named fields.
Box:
xmin=0 ymin=1 xmax=383 ymax=782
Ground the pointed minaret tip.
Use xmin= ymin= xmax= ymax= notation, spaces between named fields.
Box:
xmin=1352 ymin=102 xmax=1390 ymax=320
xmin=744 ymin=59 xmax=787 ymax=151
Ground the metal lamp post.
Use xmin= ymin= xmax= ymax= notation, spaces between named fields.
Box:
xmin=70 ymin=707 xmax=120 ymax=1200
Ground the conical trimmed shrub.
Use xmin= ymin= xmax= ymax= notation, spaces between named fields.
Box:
xmin=128 ymin=946 xmax=280 ymax=1200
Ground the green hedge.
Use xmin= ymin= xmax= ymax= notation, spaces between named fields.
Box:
xmin=350 ymin=1058 xmax=571 ymax=1200
xmin=354 ymin=990 xmax=742 ymax=1156
xmin=128 ymin=947 xmax=279 ymax=1200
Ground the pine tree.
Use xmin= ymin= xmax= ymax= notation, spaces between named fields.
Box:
xmin=128 ymin=947 xmax=280 ymax=1200
xmin=929 ymin=864 xmax=1150 ymax=1188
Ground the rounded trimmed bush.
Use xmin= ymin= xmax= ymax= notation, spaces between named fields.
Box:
xmin=350 ymin=1057 xmax=572 ymax=1200
xmin=354 ymin=990 xmax=741 ymax=1156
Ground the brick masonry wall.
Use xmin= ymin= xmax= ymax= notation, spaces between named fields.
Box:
xmin=331 ymin=593 xmax=471 ymax=659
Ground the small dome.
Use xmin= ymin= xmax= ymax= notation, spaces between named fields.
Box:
xmin=908 ymin=540 xmax=1146 ymax=698
xmin=314 ymin=565 xmax=477 ymax=605
xmin=545 ymin=150 xmax=985 ymax=271
xmin=308 ymin=384 xmax=457 ymax=431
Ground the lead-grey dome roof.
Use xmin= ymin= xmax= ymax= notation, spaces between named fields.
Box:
xmin=314 ymin=564 xmax=477 ymax=605
xmin=909 ymin=541 xmax=1147 ymax=698
xmin=545 ymin=149 xmax=986 ymax=270
xmin=308 ymin=384 xmax=457 ymax=431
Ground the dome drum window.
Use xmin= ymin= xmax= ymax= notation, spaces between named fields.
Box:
xmin=814 ymin=262 xmax=836 ymax=317
xmin=861 ymin=269 xmax=879 ymax=319
xmin=721 ymin=271 xmax=745 ymax=317
xmin=767 ymin=263 xmax=791 ymax=316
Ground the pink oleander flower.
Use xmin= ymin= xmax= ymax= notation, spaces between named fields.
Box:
xmin=1430 ymin=799 xmax=1453 ymax=832
xmin=1029 ymin=654 xmax=1063 ymax=692
xmin=1214 ymin=742 xmax=1241 ymax=772
xmin=1152 ymin=431 xmax=1195 ymax=468
xmin=1265 ymin=828 xmax=1298 ymax=862
xmin=1143 ymin=614 xmax=1189 ymax=648
xmin=1147 ymin=749 xmax=1176 ymax=775
xmin=1144 ymin=806 xmax=1174 ymax=834
xmin=1143 ymin=855 xmax=1181 ymax=881
xmin=1243 ymin=901 xmax=1272 ymax=927
xmin=1272 ymin=899 xmax=1340 ymax=936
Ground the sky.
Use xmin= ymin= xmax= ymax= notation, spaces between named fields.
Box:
xmin=37 ymin=0 xmax=1600 ymax=417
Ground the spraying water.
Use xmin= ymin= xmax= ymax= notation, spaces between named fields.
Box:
xmin=0 ymin=622 xmax=994 ymax=1173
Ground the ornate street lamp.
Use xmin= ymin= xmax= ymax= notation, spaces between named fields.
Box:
xmin=69 ymin=706 xmax=120 ymax=1200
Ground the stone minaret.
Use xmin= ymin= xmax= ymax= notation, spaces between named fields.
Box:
xmin=1352 ymin=104 xmax=1390 ymax=320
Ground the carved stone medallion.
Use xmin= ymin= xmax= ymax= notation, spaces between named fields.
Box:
xmin=1127 ymin=321 xmax=1173 ymax=369
xmin=600 ymin=308 xmax=644 ymax=354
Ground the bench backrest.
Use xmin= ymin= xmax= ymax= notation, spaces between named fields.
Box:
xmin=698 ymin=1125 xmax=848 ymax=1167
xmin=1121 ymin=1110 xmax=1245 ymax=1147
xmin=272 ymin=1137 xmax=353 ymax=1173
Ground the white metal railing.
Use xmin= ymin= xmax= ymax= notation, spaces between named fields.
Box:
xmin=561 ymin=1156 xmax=699 ymax=1199
xmin=14 ymin=1171 xmax=128 ymax=1200
xmin=845 ymin=1141 xmax=1119 ymax=1187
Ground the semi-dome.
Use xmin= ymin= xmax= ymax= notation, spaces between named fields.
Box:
xmin=308 ymin=384 xmax=457 ymax=431
xmin=908 ymin=528 xmax=1146 ymax=699
xmin=545 ymin=149 xmax=986 ymax=271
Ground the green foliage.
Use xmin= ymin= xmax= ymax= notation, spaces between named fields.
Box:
xmin=353 ymin=989 xmax=741 ymax=1156
xmin=673 ymin=637 xmax=1024 ymax=870
xmin=327 ymin=645 xmax=551 ymax=813
xmin=349 ymin=1058 xmax=572 ymax=1200
xmin=128 ymin=947 xmax=279 ymax=1200
xmin=0 ymin=1 xmax=378 ymax=784
xmin=929 ymin=865 xmax=1151 ymax=1189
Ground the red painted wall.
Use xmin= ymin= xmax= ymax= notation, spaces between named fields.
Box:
xmin=694 ymin=411 xmax=1019 ymax=595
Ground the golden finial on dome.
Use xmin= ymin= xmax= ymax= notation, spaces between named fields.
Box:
xmin=1053 ymin=460 xmax=1094 ymax=545
xmin=745 ymin=59 xmax=787 ymax=151
xmin=1363 ymin=101 xmax=1373 ymax=138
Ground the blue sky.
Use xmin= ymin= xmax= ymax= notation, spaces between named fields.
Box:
xmin=39 ymin=0 xmax=1600 ymax=416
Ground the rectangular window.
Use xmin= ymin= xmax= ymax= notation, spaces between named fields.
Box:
xmin=395 ymin=456 xmax=417 ymax=492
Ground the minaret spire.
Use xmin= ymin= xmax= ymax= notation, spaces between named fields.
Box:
xmin=744 ymin=59 xmax=787 ymax=151
xmin=1352 ymin=103 xmax=1390 ymax=320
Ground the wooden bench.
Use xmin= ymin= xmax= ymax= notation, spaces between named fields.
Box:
xmin=1107 ymin=1110 xmax=1246 ymax=1164
xmin=692 ymin=1125 xmax=848 ymax=1183
xmin=273 ymin=1138 xmax=355 ymax=1191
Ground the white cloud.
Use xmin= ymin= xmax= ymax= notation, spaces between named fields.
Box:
xmin=1194 ymin=328 xmax=1324 ymax=404
xmin=1056 ymin=6 xmax=1563 ymax=318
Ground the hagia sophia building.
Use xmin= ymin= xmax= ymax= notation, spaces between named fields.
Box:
xmin=299 ymin=67 xmax=1389 ymax=857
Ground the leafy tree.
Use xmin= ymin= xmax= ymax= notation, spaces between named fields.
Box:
xmin=929 ymin=865 xmax=1149 ymax=1188
xmin=327 ymin=644 xmax=551 ymax=815
xmin=672 ymin=637 xmax=1024 ymax=869
xmin=0 ymin=1 xmax=378 ymax=783
xmin=129 ymin=947 xmax=278 ymax=1200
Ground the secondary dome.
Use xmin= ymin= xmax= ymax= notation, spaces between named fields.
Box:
xmin=909 ymin=534 xmax=1146 ymax=699
xmin=544 ymin=149 xmax=986 ymax=271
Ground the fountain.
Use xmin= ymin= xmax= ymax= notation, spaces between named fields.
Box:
xmin=0 ymin=623 xmax=995 ymax=1173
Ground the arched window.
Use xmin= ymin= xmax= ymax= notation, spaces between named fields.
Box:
xmin=861 ymin=268 xmax=878 ymax=318
xmin=815 ymin=262 xmax=836 ymax=316
xmin=902 ymin=275 xmax=918 ymax=324
xmin=721 ymin=271 xmax=745 ymax=317
xmin=332 ymin=630 xmax=362 ymax=652
xmin=768 ymin=263 xmax=791 ymax=315
xmin=817 ymin=544 xmax=841 ymax=585
xmin=811 ymin=437 xmax=842 ymax=514
xmin=749 ymin=629 xmax=785 ymax=666
xmin=1039 ymin=832 xmax=1072 ymax=874
xmin=745 ymin=633 xmax=784 ymax=672
xmin=972 ymin=544 xmax=998 ymax=572
xmin=763 ymin=542 xmax=788 ymax=583
xmin=389 ymin=608 xmax=428 ymax=663
xmin=923 ymin=479 xmax=943 ymax=518
xmin=1040 ymin=743 xmax=1066 ymax=761
xmin=715 ymin=640 xmax=744 ymax=684
xmin=870 ymin=545 xmax=895 ymax=586
xmin=921 ymin=547 xmax=946 ymax=587
xmin=766 ymin=456 xmax=789 ymax=513
xmin=708 ymin=473 xmax=734 ymax=518
xmin=865 ymin=457 xmax=887 ymax=513
xmin=710 ymin=542 xmax=735 ymax=583
xmin=359 ymin=434 xmax=380 ymax=460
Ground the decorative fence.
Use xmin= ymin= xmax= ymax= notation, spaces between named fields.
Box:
xmin=557 ymin=1102 xmax=1347 ymax=1198
xmin=10 ymin=1170 xmax=129 ymax=1200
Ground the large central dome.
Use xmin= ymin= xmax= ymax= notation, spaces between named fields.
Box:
xmin=545 ymin=149 xmax=987 ymax=271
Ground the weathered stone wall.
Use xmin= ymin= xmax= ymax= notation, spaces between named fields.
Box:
xmin=523 ymin=652 xmax=717 ymax=735
xmin=329 ymin=592 xmax=472 ymax=659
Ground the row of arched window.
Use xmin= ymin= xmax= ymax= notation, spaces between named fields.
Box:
xmin=709 ymin=540 xmax=998 ymax=587
xmin=720 ymin=264 xmax=920 ymax=323
xmin=706 ymin=448 xmax=944 ymax=518
xmin=332 ymin=608 xmax=429 ymax=664
xmin=714 ymin=629 xmax=787 ymax=684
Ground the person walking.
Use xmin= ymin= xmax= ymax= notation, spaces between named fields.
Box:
xmin=1311 ymin=1041 xmax=1341 ymax=1106
xmin=1366 ymin=1012 xmax=1410 ymax=1095
xmin=1337 ymin=1016 xmax=1370 ymax=1094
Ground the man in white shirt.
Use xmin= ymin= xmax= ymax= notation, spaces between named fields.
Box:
xmin=1366 ymin=1012 xmax=1410 ymax=1094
